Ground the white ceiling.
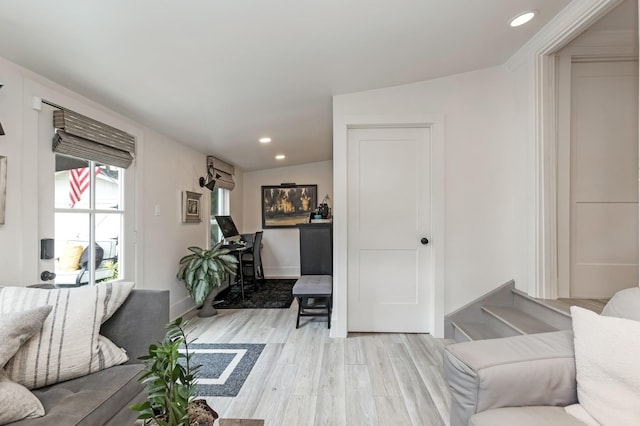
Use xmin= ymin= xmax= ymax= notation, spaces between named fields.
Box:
xmin=0 ymin=0 xmax=571 ymax=171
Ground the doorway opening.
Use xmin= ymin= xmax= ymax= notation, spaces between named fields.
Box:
xmin=533 ymin=0 xmax=639 ymax=299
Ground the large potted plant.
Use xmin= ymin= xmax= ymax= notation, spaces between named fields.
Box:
xmin=177 ymin=241 xmax=238 ymax=316
xmin=130 ymin=317 xmax=218 ymax=425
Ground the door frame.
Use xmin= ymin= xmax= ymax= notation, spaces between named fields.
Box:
xmin=505 ymin=0 xmax=628 ymax=299
xmin=333 ymin=113 xmax=445 ymax=338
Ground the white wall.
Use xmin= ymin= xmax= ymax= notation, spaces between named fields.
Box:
xmin=241 ymin=160 xmax=333 ymax=277
xmin=0 ymin=57 xmax=26 ymax=284
xmin=510 ymin=58 xmax=536 ymax=298
xmin=140 ymin=128 xmax=213 ymax=318
xmin=333 ymin=66 xmax=519 ymax=337
xmin=0 ymin=54 xmax=234 ymax=319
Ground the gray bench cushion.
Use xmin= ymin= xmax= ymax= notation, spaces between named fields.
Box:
xmin=292 ymin=275 xmax=332 ymax=296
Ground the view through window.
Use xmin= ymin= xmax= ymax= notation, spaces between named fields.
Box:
xmin=210 ymin=188 xmax=230 ymax=246
xmin=54 ymin=154 xmax=123 ymax=285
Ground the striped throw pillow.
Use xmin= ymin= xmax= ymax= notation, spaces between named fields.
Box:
xmin=0 ymin=282 xmax=134 ymax=389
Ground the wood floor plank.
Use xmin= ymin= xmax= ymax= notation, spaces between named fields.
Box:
xmin=314 ymin=339 xmax=347 ymax=425
xmin=374 ymin=396 xmax=413 ymax=425
xmin=281 ymin=395 xmax=317 ymax=426
xmin=363 ymin=336 xmax=403 ymax=398
xmin=290 ymin=341 xmax=324 ymax=397
xmin=313 ymin=395 xmax=347 ymax=426
xmin=419 ymin=366 xmax=451 ymax=424
xmin=401 ymin=335 xmax=451 ymax=423
xmin=387 ymin=342 xmax=445 ymax=426
xmin=402 ymin=333 xmax=442 ymax=367
xmin=222 ymin=343 xmax=284 ymax=419
xmin=345 ymin=335 xmax=367 ymax=365
xmin=252 ymin=362 xmax=299 ymax=424
xmin=317 ymin=339 xmax=346 ymax=395
xmin=345 ymin=364 xmax=379 ymax=426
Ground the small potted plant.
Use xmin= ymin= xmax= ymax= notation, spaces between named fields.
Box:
xmin=177 ymin=241 xmax=238 ymax=316
xmin=130 ymin=317 xmax=218 ymax=425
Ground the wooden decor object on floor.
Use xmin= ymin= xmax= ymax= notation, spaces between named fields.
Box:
xmin=219 ymin=420 xmax=265 ymax=426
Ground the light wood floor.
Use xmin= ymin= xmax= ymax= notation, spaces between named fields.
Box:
xmin=185 ymin=302 xmax=452 ymax=426
xmin=538 ymin=297 xmax=609 ymax=315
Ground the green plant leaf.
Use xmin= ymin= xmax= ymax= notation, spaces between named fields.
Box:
xmin=177 ymin=245 xmax=238 ymax=305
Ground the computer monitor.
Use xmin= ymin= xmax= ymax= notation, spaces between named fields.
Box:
xmin=215 ymin=215 xmax=241 ymax=243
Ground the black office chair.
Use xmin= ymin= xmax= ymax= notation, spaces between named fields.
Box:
xmin=56 ymin=243 xmax=104 ymax=287
xmin=241 ymin=231 xmax=264 ymax=287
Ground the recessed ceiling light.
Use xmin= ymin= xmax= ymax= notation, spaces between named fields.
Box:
xmin=510 ymin=10 xmax=536 ymax=27
xmin=275 ymin=154 xmax=285 ymax=160
xmin=259 ymin=137 xmax=271 ymax=143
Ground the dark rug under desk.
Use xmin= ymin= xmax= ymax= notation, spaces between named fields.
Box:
xmin=213 ymin=278 xmax=296 ymax=309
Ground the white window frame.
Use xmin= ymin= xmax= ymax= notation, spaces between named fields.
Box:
xmin=210 ymin=188 xmax=230 ymax=246
xmin=55 ymin=159 xmax=125 ymax=285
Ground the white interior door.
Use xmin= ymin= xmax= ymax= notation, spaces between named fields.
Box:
xmin=347 ymin=127 xmax=431 ymax=332
xmin=570 ymin=60 xmax=639 ymax=298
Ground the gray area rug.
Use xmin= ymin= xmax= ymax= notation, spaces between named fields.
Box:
xmin=187 ymin=343 xmax=265 ymax=397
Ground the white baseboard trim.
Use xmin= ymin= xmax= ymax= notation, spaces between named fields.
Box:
xmin=263 ymin=266 xmax=300 ymax=278
xmin=171 ymin=295 xmax=196 ymax=320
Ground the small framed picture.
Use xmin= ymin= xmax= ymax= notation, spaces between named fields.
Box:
xmin=182 ymin=191 xmax=202 ymax=223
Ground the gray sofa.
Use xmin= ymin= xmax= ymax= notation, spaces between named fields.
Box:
xmin=444 ymin=287 xmax=640 ymax=426
xmin=9 ymin=289 xmax=169 ymax=426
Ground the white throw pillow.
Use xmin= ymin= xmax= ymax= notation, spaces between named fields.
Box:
xmin=571 ymin=306 xmax=640 ymax=426
xmin=0 ymin=282 xmax=134 ymax=389
xmin=0 ymin=371 xmax=44 ymax=424
xmin=0 ymin=306 xmax=52 ymax=368
xmin=0 ymin=307 xmax=52 ymax=424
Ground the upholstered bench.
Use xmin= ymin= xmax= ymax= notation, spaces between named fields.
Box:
xmin=292 ymin=275 xmax=332 ymax=328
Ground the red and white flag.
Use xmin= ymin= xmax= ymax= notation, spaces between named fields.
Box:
xmin=69 ymin=167 xmax=101 ymax=207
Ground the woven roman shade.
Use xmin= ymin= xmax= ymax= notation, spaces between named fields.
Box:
xmin=207 ymin=156 xmax=235 ymax=190
xmin=52 ymin=109 xmax=135 ymax=169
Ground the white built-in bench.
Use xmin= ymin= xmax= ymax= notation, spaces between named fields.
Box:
xmin=292 ymin=275 xmax=333 ymax=328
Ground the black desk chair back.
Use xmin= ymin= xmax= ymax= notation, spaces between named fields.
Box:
xmin=75 ymin=243 xmax=104 ymax=286
xmin=242 ymin=231 xmax=264 ymax=285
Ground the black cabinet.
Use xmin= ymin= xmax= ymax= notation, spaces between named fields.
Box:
xmin=298 ymin=223 xmax=333 ymax=275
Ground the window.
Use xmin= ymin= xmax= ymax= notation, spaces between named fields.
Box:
xmin=210 ymin=188 xmax=230 ymax=246
xmin=54 ymin=154 xmax=123 ymax=285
